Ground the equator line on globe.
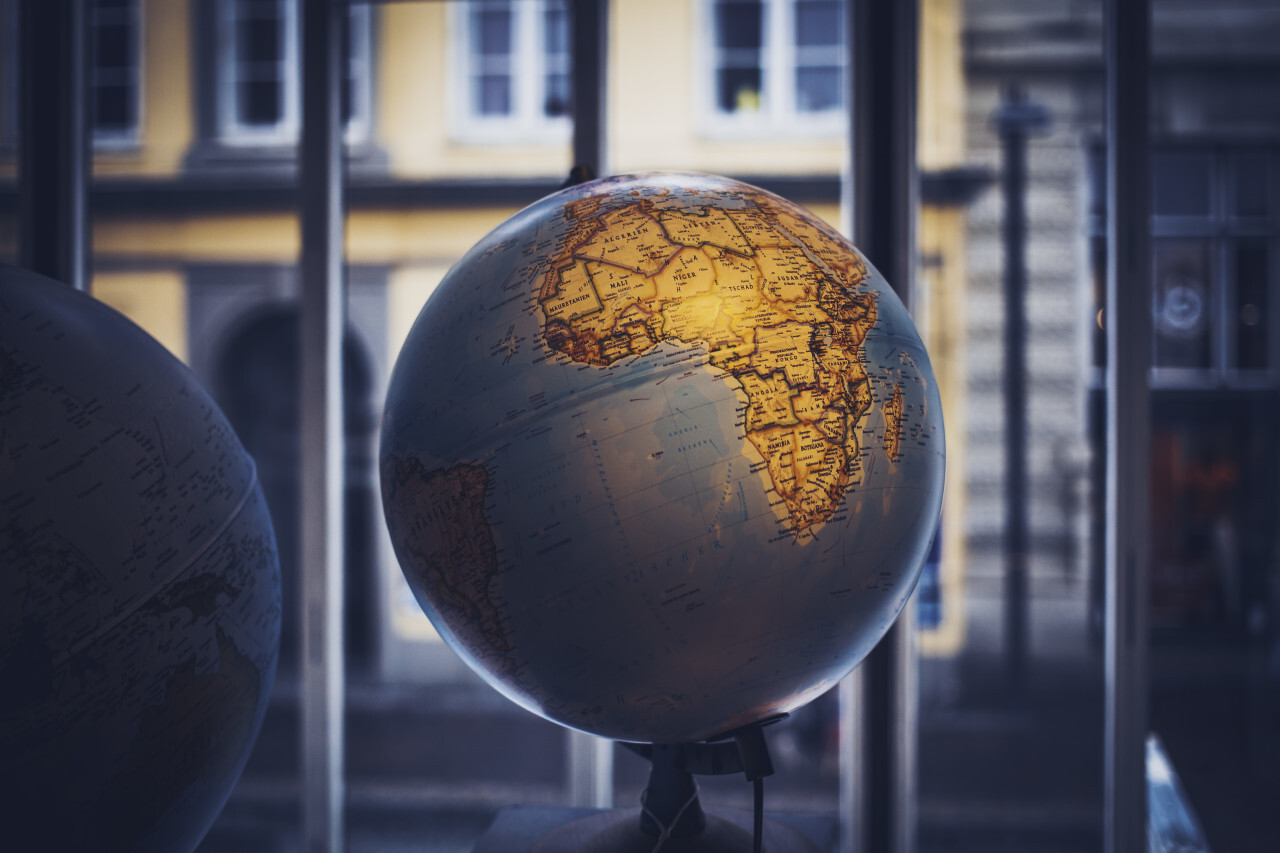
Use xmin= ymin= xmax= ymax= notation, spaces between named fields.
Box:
xmin=381 ymin=172 xmax=944 ymax=744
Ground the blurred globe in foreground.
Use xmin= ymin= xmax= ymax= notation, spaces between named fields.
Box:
xmin=381 ymin=173 xmax=944 ymax=744
xmin=0 ymin=266 xmax=281 ymax=851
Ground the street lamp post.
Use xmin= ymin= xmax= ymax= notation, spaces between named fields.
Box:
xmin=992 ymin=84 xmax=1050 ymax=693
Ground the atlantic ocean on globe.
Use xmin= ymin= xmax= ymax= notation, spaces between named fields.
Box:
xmin=0 ymin=266 xmax=281 ymax=851
xmin=380 ymin=173 xmax=944 ymax=744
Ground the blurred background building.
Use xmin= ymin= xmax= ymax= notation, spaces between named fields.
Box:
xmin=0 ymin=0 xmax=1277 ymax=851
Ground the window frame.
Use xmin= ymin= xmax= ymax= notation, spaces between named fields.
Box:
xmin=90 ymin=0 xmax=144 ymax=149
xmin=699 ymin=0 xmax=847 ymax=139
xmin=214 ymin=0 xmax=372 ymax=148
xmin=449 ymin=0 xmax=572 ymax=145
xmin=216 ymin=0 xmax=300 ymax=146
xmin=1087 ymin=141 xmax=1280 ymax=388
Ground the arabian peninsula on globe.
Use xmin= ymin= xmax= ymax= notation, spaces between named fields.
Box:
xmin=381 ymin=173 xmax=945 ymax=744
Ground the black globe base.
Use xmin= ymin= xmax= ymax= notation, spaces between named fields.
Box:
xmin=531 ymin=807 xmax=821 ymax=852
xmin=534 ymin=722 xmax=820 ymax=852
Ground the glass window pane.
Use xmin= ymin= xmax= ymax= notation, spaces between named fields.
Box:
xmin=94 ymin=82 xmax=132 ymax=130
xmin=341 ymin=73 xmax=353 ymax=127
xmin=795 ymin=65 xmax=840 ymax=112
xmin=237 ymin=14 xmax=281 ymax=65
xmin=1152 ymin=151 xmax=1212 ymax=217
xmin=476 ymin=74 xmax=511 ymax=116
xmin=238 ymin=79 xmax=281 ymax=125
xmin=1234 ymin=238 xmax=1269 ymax=370
xmin=795 ymin=0 xmax=840 ymax=47
xmin=544 ymin=2 xmax=568 ymax=56
xmin=714 ymin=1 xmax=763 ymax=50
xmin=717 ymin=66 xmax=762 ymax=113
xmin=1233 ymin=152 xmax=1270 ymax=218
xmin=1153 ymin=239 xmax=1213 ymax=369
xmin=94 ymin=21 xmax=130 ymax=69
xmin=474 ymin=7 xmax=512 ymax=57
xmin=543 ymin=72 xmax=569 ymax=117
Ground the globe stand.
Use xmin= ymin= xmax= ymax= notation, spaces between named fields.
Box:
xmin=529 ymin=720 xmax=821 ymax=852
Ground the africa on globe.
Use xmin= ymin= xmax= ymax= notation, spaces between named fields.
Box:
xmin=380 ymin=173 xmax=944 ymax=744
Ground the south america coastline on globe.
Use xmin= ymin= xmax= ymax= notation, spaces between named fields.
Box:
xmin=380 ymin=173 xmax=944 ymax=744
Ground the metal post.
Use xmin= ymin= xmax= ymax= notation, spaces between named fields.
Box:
xmin=992 ymin=86 xmax=1049 ymax=694
xmin=17 ymin=0 xmax=88 ymax=290
xmin=300 ymin=1 xmax=347 ymax=851
xmin=841 ymin=2 xmax=919 ymax=852
xmin=571 ymin=0 xmax=608 ymax=177
xmin=567 ymin=732 xmax=614 ymax=809
xmin=1104 ymin=1 xmax=1151 ymax=852
xmin=567 ymin=0 xmax=614 ymax=808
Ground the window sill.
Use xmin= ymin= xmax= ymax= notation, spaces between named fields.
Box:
xmin=697 ymin=112 xmax=845 ymax=142
xmin=183 ymin=138 xmax=390 ymax=180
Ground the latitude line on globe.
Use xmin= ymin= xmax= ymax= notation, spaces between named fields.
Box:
xmin=55 ymin=462 xmax=263 ymax=666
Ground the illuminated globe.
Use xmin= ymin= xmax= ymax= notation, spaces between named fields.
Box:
xmin=381 ymin=173 xmax=944 ymax=743
xmin=0 ymin=266 xmax=281 ymax=851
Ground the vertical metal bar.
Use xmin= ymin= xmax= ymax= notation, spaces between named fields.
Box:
xmin=300 ymin=1 xmax=346 ymax=851
xmin=836 ymin=667 xmax=864 ymax=853
xmin=566 ymin=731 xmax=614 ymax=809
xmin=999 ymin=92 xmax=1029 ymax=693
xmin=17 ymin=0 xmax=88 ymax=290
xmin=567 ymin=0 xmax=614 ymax=808
xmin=571 ymin=0 xmax=607 ymax=177
xmin=840 ymin=2 xmax=920 ymax=852
xmin=993 ymin=86 xmax=1049 ymax=693
xmin=1104 ymin=1 xmax=1151 ymax=851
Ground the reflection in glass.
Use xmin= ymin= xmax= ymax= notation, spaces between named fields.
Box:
xmin=793 ymin=0 xmax=842 ymax=113
xmin=715 ymin=0 xmax=764 ymax=49
xmin=1233 ymin=152 xmax=1269 ymax=218
xmin=239 ymin=79 xmax=280 ymax=126
xmin=1235 ymin=239 xmax=1269 ymax=370
xmin=714 ymin=0 xmax=764 ymax=113
xmin=794 ymin=0 xmax=839 ymax=46
xmin=1153 ymin=239 xmax=1212 ymax=369
xmin=796 ymin=66 xmax=839 ymax=112
xmin=542 ymin=2 xmax=569 ymax=117
xmin=475 ymin=6 xmax=512 ymax=56
xmin=1153 ymin=151 xmax=1212 ymax=217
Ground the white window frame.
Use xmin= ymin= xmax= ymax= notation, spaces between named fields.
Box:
xmin=90 ymin=0 xmax=144 ymax=149
xmin=699 ymin=0 xmax=846 ymax=138
xmin=0 ymin=0 xmax=146 ymax=150
xmin=217 ymin=0 xmax=299 ymax=145
xmin=216 ymin=0 xmax=370 ymax=147
xmin=343 ymin=3 xmax=373 ymax=145
xmin=450 ymin=0 xmax=571 ymax=145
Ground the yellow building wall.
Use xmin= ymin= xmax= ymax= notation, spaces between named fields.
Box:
xmin=92 ymin=268 xmax=189 ymax=361
xmin=609 ymin=0 xmax=844 ymax=176
xmin=377 ymin=0 xmax=845 ymax=181
xmin=94 ymin=0 xmax=193 ymax=178
xmin=916 ymin=0 xmax=969 ymax=657
xmin=377 ymin=2 xmax=573 ymax=179
xmin=94 ymin=207 xmax=524 ymax=266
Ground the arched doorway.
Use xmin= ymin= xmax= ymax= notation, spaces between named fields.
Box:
xmin=214 ymin=309 xmax=379 ymax=672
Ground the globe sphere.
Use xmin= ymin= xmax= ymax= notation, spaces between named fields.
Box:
xmin=0 ymin=266 xmax=281 ymax=851
xmin=381 ymin=173 xmax=944 ymax=743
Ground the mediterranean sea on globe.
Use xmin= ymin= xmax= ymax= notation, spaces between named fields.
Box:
xmin=0 ymin=265 xmax=281 ymax=851
xmin=380 ymin=173 xmax=944 ymax=744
